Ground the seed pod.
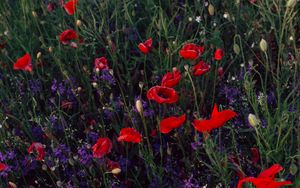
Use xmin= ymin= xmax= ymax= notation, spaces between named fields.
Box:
xmin=208 ymin=4 xmax=215 ymax=16
xmin=259 ymin=39 xmax=268 ymax=52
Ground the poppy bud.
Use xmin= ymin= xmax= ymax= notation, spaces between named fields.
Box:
xmin=259 ymin=39 xmax=268 ymax=52
xmin=76 ymin=19 xmax=82 ymax=27
xmin=135 ymin=99 xmax=143 ymax=115
xmin=8 ymin=182 xmax=17 ymax=188
xmin=91 ymin=82 xmax=98 ymax=88
xmin=208 ymin=4 xmax=215 ymax=16
xmin=248 ymin=113 xmax=260 ymax=127
xmin=184 ymin=64 xmax=189 ymax=71
xmin=233 ymin=44 xmax=240 ymax=55
xmin=287 ymin=0 xmax=297 ymax=8
xmin=111 ymin=168 xmax=121 ymax=175
xmin=48 ymin=46 xmax=53 ymax=53
xmin=32 ymin=11 xmax=37 ymax=18
xmin=36 ymin=52 xmax=42 ymax=59
xmin=138 ymin=82 xmax=144 ymax=89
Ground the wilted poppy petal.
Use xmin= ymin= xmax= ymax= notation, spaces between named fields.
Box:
xmin=251 ymin=147 xmax=260 ymax=164
xmin=14 ymin=53 xmax=32 ymax=72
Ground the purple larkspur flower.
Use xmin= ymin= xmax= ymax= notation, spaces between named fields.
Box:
xmin=220 ymin=85 xmax=241 ymax=105
xmin=183 ymin=175 xmax=200 ymax=188
xmin=100 ymin=70 xmax=115 ymax=85
xmin=191 ymin=141 xmax=202 ymax=150
xmin=51 ymin=79 xmax=58 ymax=93
xmin=77 ymin=146 xmax=92 ymax=165
xmin=87 ymin=131 xmax=99 ymax=143
xmin=28 ymin=79 xmax=42 ymax=94
xmin=53 ymin=144 xmax=70 ymax=164
xmin=31 ymin=124 xmax=44 ymax=142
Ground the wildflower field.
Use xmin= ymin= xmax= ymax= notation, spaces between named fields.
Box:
xmin=0 ymin=0 xmax=299 ymax=187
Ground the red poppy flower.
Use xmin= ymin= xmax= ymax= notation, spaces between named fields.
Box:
xmin=28 ymin=142 xmax=45 ymax=161
xmin=94 ymin=57 xmax=109 ymax=71
xmin=193 ymin=104 xmax=237 ymax=133
xmin=0 ymin=162 xmax=7 ymax=171
xmin=14 ymin=53 xmax=32 ymax=72
xmin=92 ymin=137 xmax=112 ymax=158
xmin=192 ymin=60 xmax=210 ymax=76
xmin=179 ymin=43 xmax=204 ymax=60
xmin=160 ymin=114 xmax=186 ymax=134
xmin=59 ymin=29 xmax=78 ymax=44
xmin=117 ymin=127 xmax=142 ymax=143
xmin=64 ymin=0 xmax=78 ymax=15
xmin=214 ymin=48 xmax=224 ymax=61
xmin=138 ymin=38 xmax=152 ymax=54
xmin=251 ymin=147 xmax=260 ymax=164
xmin=161 ymin=69 xmax=181 ymax=87
xmin=147 ymin=86 xmax=179 ymax=104
xmin=238 ymin=164 xmax=292 ymax=188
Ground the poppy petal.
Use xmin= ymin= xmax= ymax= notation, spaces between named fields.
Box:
xmin=64 ymin=0 xmax=78 ymax=15
xmin=14 ymin=53 xmax=32 ymax=72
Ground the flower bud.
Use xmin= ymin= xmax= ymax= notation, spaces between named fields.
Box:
xmin=111 ymin=168 xmax=121 ymax=175
xmin=32 ymin=11 xmax=37 ymax=18
xmin=208 ymin=4 xmax=215 ymax=16
xmin=259 ymin=39 xmax=268 ymax=52
xmin=135 ymin=99 xmax=143 ymax=115
xmin=48 ymin=46 xmax=53 ymax=53
xmin=36 ymin=52 xmax=42 ymax=59
xmin=76 ymin=20 xmax=82 ymax=27
xmin=287 ymin=0 xmax=297 ymax=8
xmin=8 ymin=182 xmax=17 ymax=188
xmin=248 ymin=113 xmax=260 ymax=127
xmin=184 ymin=64 xmax=189 ymax=71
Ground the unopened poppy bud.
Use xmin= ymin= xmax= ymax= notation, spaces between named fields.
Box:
xmin=92 ymin=82 xmax=97 ymax=88
xmin=172 ymin=67 xmax=177 ymax=72
xmin=208 ymin=4 xmax=215 ymax=16
xmin=135 ymin=99 xmax=143 ymax=115
xmin=233 ymin=44 xmax=240 ymax=55
xmin=138 ymin=82 xmax=144 ymax=89
xmin=111 ymin=168 xmax=121 ymax=175
xmin=8 ymin=182 xmax=17 ymax=188
xmin=36 ymin=52 xmax=42 ymax=59
xmin=287 ymin=0 xmax=297 ymax=8
xmin=76 ymin=20 xmax=82 ymax=27
xmin=248 ymin=113 xmax=260 ymax=127
xmin=184 ymin=64 xmax=189 ymax=71
xmin=32 ymin=11 xmax=37 ymax=17
xmin=109 ymin=69 xmax=114 ymax=76
xmin=259 ymin=39 xmax=268 ymax=52
xmin=48 ymin=46 xmax=53 ymax=53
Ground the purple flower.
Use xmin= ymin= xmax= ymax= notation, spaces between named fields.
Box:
xmin=77 ymin=146 xmax=92 ymax=165
xmin=100 ymin=70 xmax=115 ymax=85
xmin=53 ymin=144 xmax=70 ymax=164
xmin=28 ymin=79 xmax=42 ymax=94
